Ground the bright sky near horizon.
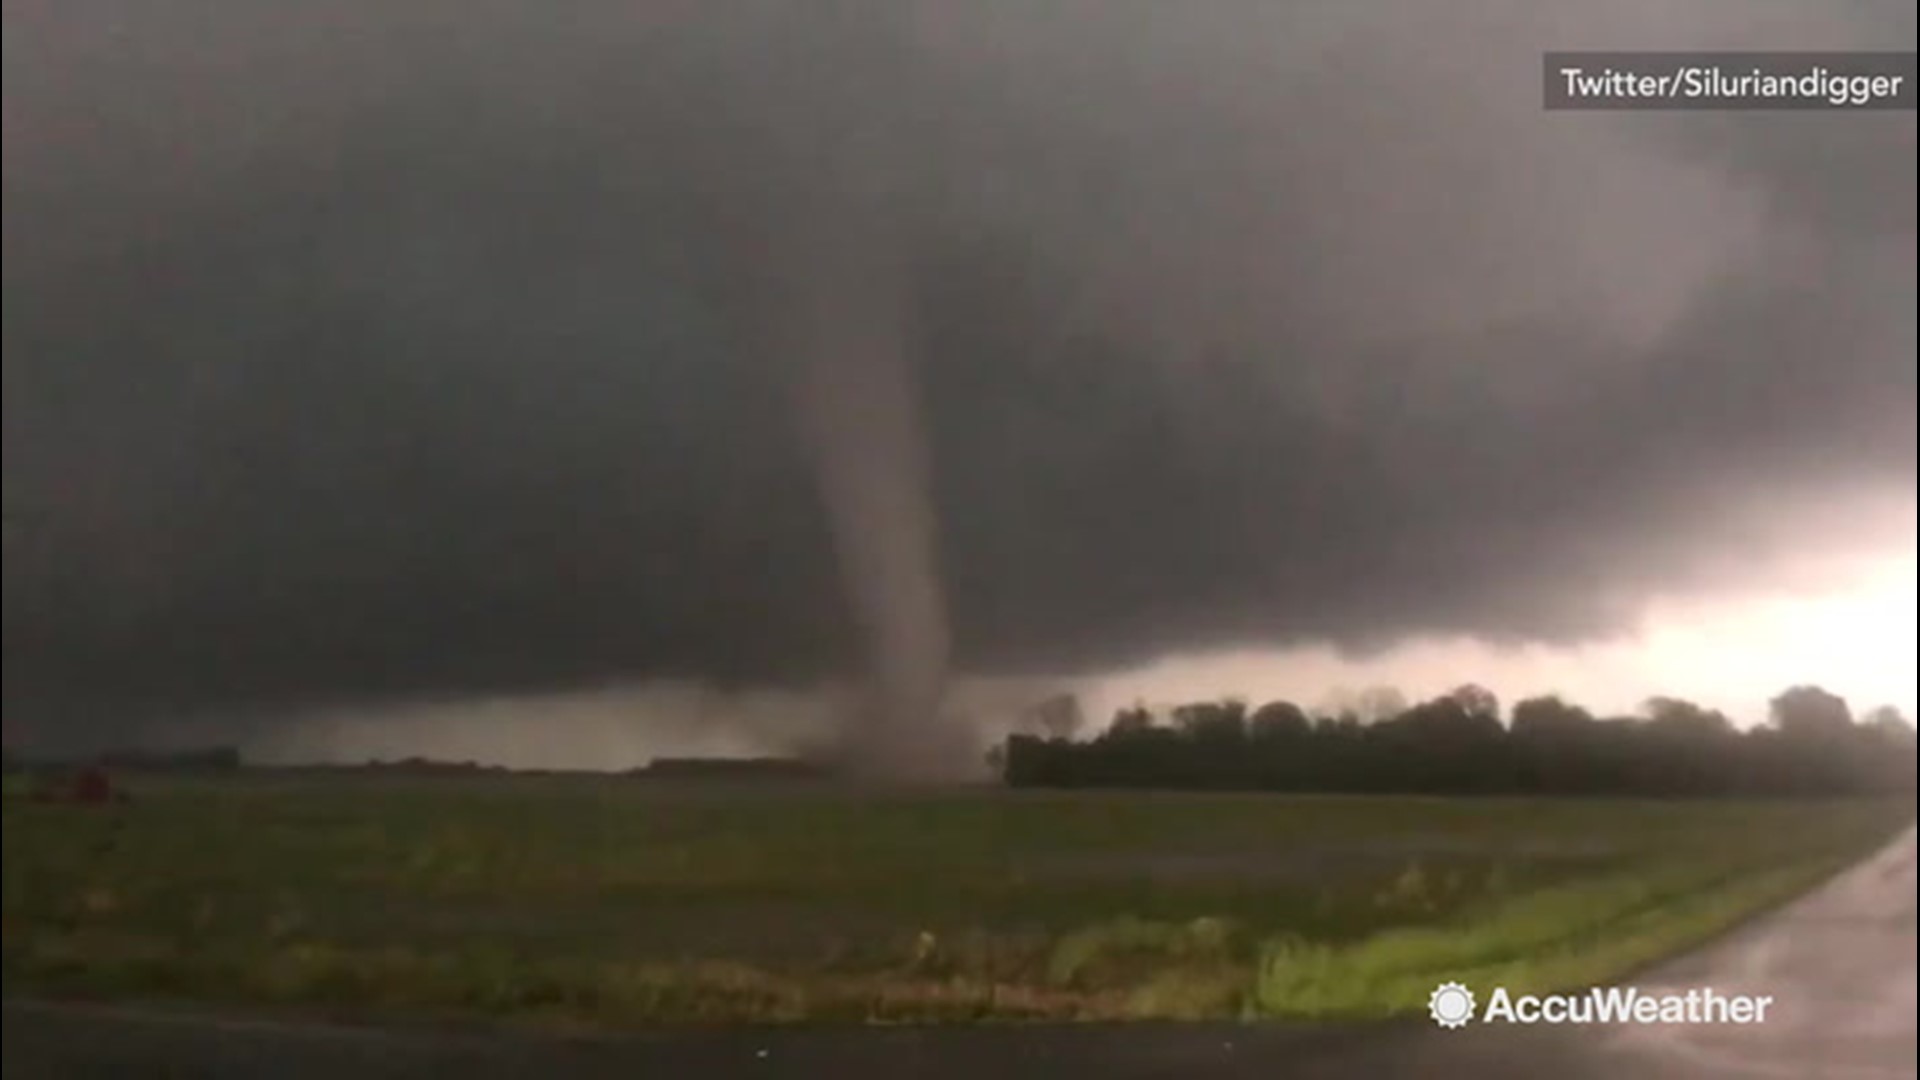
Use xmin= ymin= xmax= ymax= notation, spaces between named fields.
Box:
xmin=1083 ymin=548 xmax=1918 ymax=731
xmin=247 ymin=543 xmax=1914 ymax=772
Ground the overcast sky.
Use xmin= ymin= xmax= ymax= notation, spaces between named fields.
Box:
xmin=4 ymin=1 xmax=1914 ymax=765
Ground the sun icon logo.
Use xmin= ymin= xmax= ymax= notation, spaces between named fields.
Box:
xmin=1428 ymin=981 xmax=1476 ymax=1028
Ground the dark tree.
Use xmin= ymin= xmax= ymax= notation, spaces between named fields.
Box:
xmin=1448 ymin=683 xmax=1501 ymax=723
xmin=1510 ymin=695 xmax=1594 ymax=737
xmin=1024 ymin=693 xmax=1087 ymax=740
xmin=997 ymin=683 xmax=1914 ymax=798
xmin=1110 ymin=704 xmax=1156 ymax=736
xmin=1769 ymin=686 xmax=1854 ymax=740
xmin=1249 ymin=700 xmax=1312 ymax=742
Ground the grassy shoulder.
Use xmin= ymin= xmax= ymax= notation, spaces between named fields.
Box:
xmin=3 ymin=782 xmax=1909 ymax=1027
xmin=1248 ymin=846 xmax=1862 ymax=1019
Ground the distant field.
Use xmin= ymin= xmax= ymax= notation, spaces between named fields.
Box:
xmin=2 ymin=775 xmax=1910 ymax=1026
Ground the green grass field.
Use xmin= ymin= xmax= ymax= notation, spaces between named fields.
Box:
xmin=2 ymin=775 xmax=1910 ymax=1027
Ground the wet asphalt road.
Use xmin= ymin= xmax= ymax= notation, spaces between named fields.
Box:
xmin=5 ymin=827 xmax=1913 ymax=1080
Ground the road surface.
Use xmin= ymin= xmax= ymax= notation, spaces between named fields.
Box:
xmin=5 ymin=827 xmax=1913 ymax=1080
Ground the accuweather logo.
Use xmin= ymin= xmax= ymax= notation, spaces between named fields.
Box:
xmin=1428 ymin=982 xmax=1775 ymax=1028
xmin=1428 ymin=982 xmax=1477 ymax=1028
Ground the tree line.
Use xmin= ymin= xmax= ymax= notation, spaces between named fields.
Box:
xmin=995 ymin=685 xmax=1918 ymax=797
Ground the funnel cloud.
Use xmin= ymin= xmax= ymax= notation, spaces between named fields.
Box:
xmin=769 ymin=216 xmax=959 ymax=777
xmin=3 ymin=2 xmax=1915 ymax=774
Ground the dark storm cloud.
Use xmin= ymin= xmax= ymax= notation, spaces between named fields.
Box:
xmin=4 ymin=1 xmax=1914 ymax=732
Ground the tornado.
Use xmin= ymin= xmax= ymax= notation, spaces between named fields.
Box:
xmin=771 ymin=223 xmax=968 ymax=781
